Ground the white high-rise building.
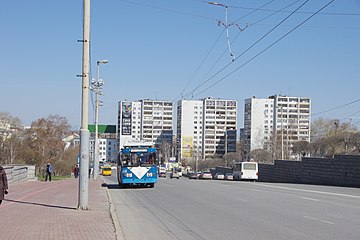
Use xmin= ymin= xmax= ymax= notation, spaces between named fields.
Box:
xmin=176 ymin=99 xmax=203 ymax=161
xmin=243 ymin=97 xmax=274 ymax=158
xmin=117 ymin=100 xmax=173 ymax=150
xmin=243 ymin=95 xmax=311 ymax=160
xmin=177 ymin=98 xmax=237 ymax=161
xmin=117 ymin=101 xmax=141 ymax=149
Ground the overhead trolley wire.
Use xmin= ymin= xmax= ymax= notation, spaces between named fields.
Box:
xmin=192 ymin=0 xmax=335 ymax=98
xmin=312 ymin=98 xmax=360 ymax=117
xmin=183 ymin=0 xmax=310 ymax=99
xmin=119 ymin=0 xmax=215 ymax=21
xmin=176 ymin=0 xmax=276 ymax=101
xmin=174 ymin=28 xmax=226 ymax=102
xmin=228 ymin=3 xmax=360 ymax=16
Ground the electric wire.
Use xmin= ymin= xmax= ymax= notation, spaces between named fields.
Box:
xmin=183 ymin=0 xmax=310 ymax=99
xmin=177 ymin=1 xmax=277 ymax=102
xmin=119 ymin=0 xmax=215 ymax=21
xmin=180 ymin=0 xmax=288 ymax=100
xmin=174 ymin=28 xmax=225 ymax=102
xmin=233 ymin=0 xmax=277 ymax=22
xmin=228 ymin=4 xmax=360 ymax=16
xmin=341 ymin=109 xmax=360 ymax=122
xmin=193 ymin=0 xmax=335 ymax=98
xmin=312 ymin=98 xmax=360 ymax=116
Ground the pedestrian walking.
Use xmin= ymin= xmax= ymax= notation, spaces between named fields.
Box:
xmin=74 ymin=164 xmax=79 ymax=178
xmin=0 ymin=165 xmax=8 ymax=205
xmin=45 ymin=163 xmax=52 ymax=182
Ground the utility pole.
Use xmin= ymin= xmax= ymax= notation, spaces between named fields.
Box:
xmin=281 ymin=106 xmax=284 ymax=160
xmin=78 ymin=0 xmax=90 ymax=210
xmin=196 ymin=146 xmax=199 ymax=176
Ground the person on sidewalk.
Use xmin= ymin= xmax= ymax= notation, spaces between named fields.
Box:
xmin=74 ymin=164 xmax=79 ymax=178
xmin=0 ymin=165 xmax=8 ymax=204
xmin=45 ymin=163 xmax=53 ymax=182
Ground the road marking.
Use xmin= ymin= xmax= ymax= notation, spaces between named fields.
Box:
xmin=304 ymin=216 xmax=319 ymax=221
xmin=255 ymin=183 xmax=360 ymax=199
xmin=300 ymin=197 xmax=320 ymax=202
xmin=320 ymin=219 xmax=335 ymax=225
xmin=247 ymin=188 xmax=263 ymax=192
xmin=304 ymin=216 xmax=334 ymax=225
xmin=234 ymin=197 xmax=248 ymax=202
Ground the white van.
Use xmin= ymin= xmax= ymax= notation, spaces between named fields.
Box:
xmin=233 ymin=162 xmax=258 ymax=181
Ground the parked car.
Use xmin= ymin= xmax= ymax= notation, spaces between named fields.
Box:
xmin=199 ymin=171 xmax=212 ymax=180
xmin=170 ymin=171 xmax=180 ymax=179
xmin=214 ymin=172 xmax=225 ymax=180
xmin=188 ymin=171 xmax=198 ymax=179
xmin=224 ymin=173 xmax=234 ymax=181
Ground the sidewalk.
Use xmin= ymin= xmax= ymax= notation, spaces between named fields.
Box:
xmin=0 ymin=177 xmax=119 ymax=240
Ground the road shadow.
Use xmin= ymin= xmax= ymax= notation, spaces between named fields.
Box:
xmin=101 ymin=182 xmax=152 ymax=189
xmin=4 ymin=199 xmax=77 ymax=210
xmin=102 ymin=183 xmax=121 ymax=189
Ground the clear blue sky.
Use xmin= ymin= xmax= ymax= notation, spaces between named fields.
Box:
xmin=1 ymin=0 xmax=359 ymax=130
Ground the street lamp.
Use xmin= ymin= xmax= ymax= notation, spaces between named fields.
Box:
xmin=92 ymin=59 xmax=108 ymax=180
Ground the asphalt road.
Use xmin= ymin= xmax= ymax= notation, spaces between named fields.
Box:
xmin=104 ymin=171 xmax=360 ymax=240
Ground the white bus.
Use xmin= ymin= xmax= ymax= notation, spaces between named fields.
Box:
xmin=233 ymin=162 xmax=258 ymax=181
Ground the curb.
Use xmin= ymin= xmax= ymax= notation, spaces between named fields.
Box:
xmin=105 ymin=182 xmax=125 ymax=240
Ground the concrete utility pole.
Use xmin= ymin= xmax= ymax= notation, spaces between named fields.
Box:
xmin=78 ymin=0 xmax=90 ymax=210
xmin=281 ymin=106 xmax=284 ymax=160
xmin=93 ymin=60 xmax=107 ymax=180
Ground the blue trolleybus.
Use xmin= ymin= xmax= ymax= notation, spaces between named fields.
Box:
xmin=117 ymin=141 xmax=158 ymax=188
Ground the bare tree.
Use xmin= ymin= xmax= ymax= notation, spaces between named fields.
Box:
xmin=25 ymin=115 xmax=72 ymax=176
xmin=249 ymin=149 xmax=273 ymax=163
xmin=292 ymin=141 xmax=311 ymax=159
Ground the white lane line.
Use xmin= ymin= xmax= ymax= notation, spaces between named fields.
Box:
xmin=304 ymin=216 xmax=319 ymax=221
xmin=255 ymin=183 xmax=360 ymax=199
xmin=234 ymin=197 xmax=248 ymax=202
xmin=320 ymin=220 xmax=335 ymax=225
xmin=304 ymin=216 xmax=334 ymax=225
xmin=300 ymin=197 xmax=320 ymax=202
xmin=247 ymin=188 xmax=263 ymax=192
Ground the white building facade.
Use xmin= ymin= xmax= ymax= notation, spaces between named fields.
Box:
xmin=176 ymin=99 xmax=203 ymax=161
xmin=117 ymin=100 xmax=173 ymax=150
xmin=243 ymin=95 xmax=311 ymax=160
xmin=177 ymin=98 xmax=237 ymax=161
xmin=243 ymin=97 xmax=274 ymax=158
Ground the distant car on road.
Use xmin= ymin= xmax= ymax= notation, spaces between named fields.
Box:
xmin=158 ymin=166 xmax=166 ymax=178
xmin=199 ymin=171 xmax=212 ymax=180
xmin=101 ymin=165 xmax=112 ymax=176
xmin=170 ymin=171 xmax=180 ymax=179
xmin=214 ymin=172 xmax=225 ymax=180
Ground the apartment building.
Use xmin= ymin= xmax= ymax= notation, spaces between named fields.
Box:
xmin=177 ymin=98 xmax=237 ymax=161
xmin=243 ymin=97 xmax=274 ymax=158
xmin=88 ymin=124 xmax=118 ymax=162
xmin=117 ymin=99 xmax=173 ymax=150
xmin=176 ymin=99 xmax=203 ymax=161
xmin=243 ymin=95 xmax=311 ymax=160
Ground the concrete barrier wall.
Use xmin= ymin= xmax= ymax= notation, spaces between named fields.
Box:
xmin=258 ymin=155 xmax=360 ymax=188
xmin=259 ymin=160 xmax=301 ymax=183
xmin=3 ymin=165 xmax=36 ymax=184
